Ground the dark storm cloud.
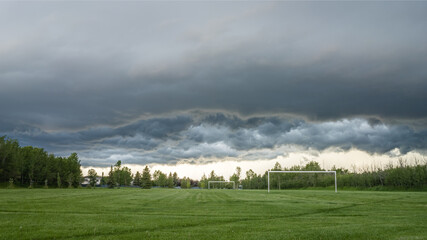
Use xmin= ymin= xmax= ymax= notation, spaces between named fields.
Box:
xmin=1 ymin=2 xmax=427 ymax=132
xmin=1 ymin=2 xmax=427 ymax=165
xmin=3 ymin=113 xmax=427 ymax=166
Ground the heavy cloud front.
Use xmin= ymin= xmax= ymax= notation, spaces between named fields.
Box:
xmin=3 ymin=113 xmax=426 ymax=166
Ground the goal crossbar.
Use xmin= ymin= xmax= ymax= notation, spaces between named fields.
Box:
xmin=268 ymin=171 xmax=337 ymax=193
xmin=208 ymin=181 xmax=236 ymax=189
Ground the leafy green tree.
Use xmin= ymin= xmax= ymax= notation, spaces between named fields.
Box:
xmin=57 ymin=172 xmax=61 ymax=188
xmin=243 ymin=169 xmax=257 ymax=189
xmin=120 ymin=166 xmax=133 ymax=186
xmin=0 ymin=136 xmax=20 ymax=182
xmin=199 ymin=174 xmax=208 ymax=189
xmin=209 ymin=170 xmax=216 ymax=181
xmin=107 ymin=166 xmax=115 ymax=188
xmin=304 ymin=161 xmax=322 ymax=171
xmin=229 ymin=167 xmax=241 ymax=189
xmin=167 ymin=172 xmax=174 ymax=188
xmin=272 ymin=162 xmax=282 ymax=190
xmin=0 ymin=137 xmax=82 ymax=188
xmin=153 ymin=170 xmax=167 ymax=187
xmin=180 ymin=177 xmax=191 ymax=189
xmin=114 ymin=161 xmax=122 ymax=187
xmin=67 ymin=173 xmax=74 ymax=188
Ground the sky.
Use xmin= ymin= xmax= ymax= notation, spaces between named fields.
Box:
xmin=1 ymin=1 xmax=427 ymax=179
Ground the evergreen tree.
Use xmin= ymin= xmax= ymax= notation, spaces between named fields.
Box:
xmin=172 ymin=172 xmax=179 ymax=186
xmin=141 ymin=166 xmax=152 ymax=189
xmin=133 ymin=171 xmax=142 ymax=187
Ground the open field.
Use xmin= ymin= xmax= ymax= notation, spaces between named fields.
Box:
xmin=0 ymin=189 xmax=426 ymax=240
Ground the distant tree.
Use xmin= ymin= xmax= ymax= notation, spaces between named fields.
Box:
xmin=8 ymin=178 xmax=14 ymax=189
xmin=141 ymin=166 xmax=152 ymax=189
xmin=153 ymin=170 xmax=167 ymax=187
xmin=67 ymin=173 xmax=73 ymax=188
xmin=67 ymin=153 xmax=82 ymax=187
xmin=0 ymin=137 xmax=20 ymax=182
xmin=209 ymin=170 xmax=216 ymax=181
xmin=186 ymin=177 xmax=191 ymax=188
xmin=158 ymin=171 xmax=167 ymax=187
xmin=100 ymin=172 xmax=106 ymax=186
xmin=199 ymin=174 xmax=208 ymax=189
xmin=273 ymin=162 xmax=282 ymax=171
xmin=120 ymin=166 xmax=133 ymax=186
xmin=57 ymin=172 xmax=61 ymax=188
xmin=229 ymin=167 xmax=241 ymax=189
xmin=243 ymin=169 xmax=256 ymax=189
xmin=114 ymin=161 xmax=122 ymax=187
xmin=88 ymin=169 xmax=98 ymax=188
xmin=0 ymin=136 xmax=82 ymax=188
xmin=304 ymin=161 xmax=322 ymax=171
xmin=272 ymin=162 xmax=283 ymax=189
xmin=181 ymin=177 xmax=191 ymax=189
xmin=133 ymin=171 xmax=142 ymax=187
xmin=172 ymin=172 xmax=179 ymax=186
xmin=107 ymin=166 xmax=115 ymax=188
xmin=167 ymin=172 xmax=174 ymax=188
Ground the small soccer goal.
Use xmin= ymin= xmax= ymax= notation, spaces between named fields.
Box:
xmin=208 ymin=181 xmax=236 ymax=189
xmin=268 ymin=171 xmax=337 ymax=193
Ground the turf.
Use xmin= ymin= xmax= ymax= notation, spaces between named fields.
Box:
xmin=0 ymin=188 xmax=426 ymax=240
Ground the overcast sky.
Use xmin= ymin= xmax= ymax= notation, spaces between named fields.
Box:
xmin=1 ymin=1 xmax=426 ymax=175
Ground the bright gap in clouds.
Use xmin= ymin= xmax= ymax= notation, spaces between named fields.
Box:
xmin=81 ymin=149 xmax=425 ymax=180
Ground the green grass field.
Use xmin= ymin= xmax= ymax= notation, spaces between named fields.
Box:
xmin=0 ymin=188 xmax=426 ymax=240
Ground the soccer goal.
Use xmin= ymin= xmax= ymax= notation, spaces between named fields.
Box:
xmin=268 ymin=171 xmax=337 ymax=193
xmin=208 ymin=181 xmax=236 ymax=189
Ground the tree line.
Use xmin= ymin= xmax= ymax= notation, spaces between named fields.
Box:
xmin=0 ymin=136 xmax=82 ymax=188
xmin=2 ymin=136 xmax=426 ymax=190
xmin=240 ymin=160 xmax=427 ymax=190
xmin=86 ymin=159 xmax=426 ymax=191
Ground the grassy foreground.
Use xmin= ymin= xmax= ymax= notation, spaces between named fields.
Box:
xmin=0 ymin=188 xmax=426 ymax=240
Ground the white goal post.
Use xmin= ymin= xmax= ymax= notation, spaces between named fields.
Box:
xmin=268 ymin=171 xmax=337 ymax=193
xmin=208 ymin=181 xmax=236 ymax=189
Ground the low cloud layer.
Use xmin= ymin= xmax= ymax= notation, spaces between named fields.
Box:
xmin=3 ymin=113 xmax=426 ymax=166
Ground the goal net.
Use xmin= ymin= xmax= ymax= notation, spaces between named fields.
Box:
xmin=268 ymin=171 xmax=337 ymax=193
xmin=208 ymin=181 xmax=236 ymax=189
